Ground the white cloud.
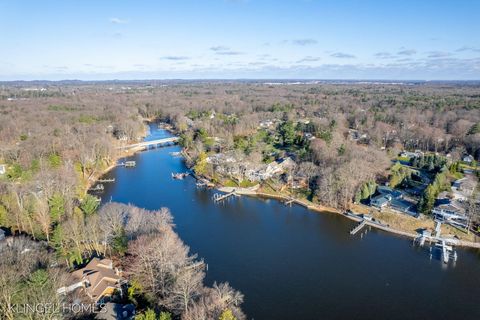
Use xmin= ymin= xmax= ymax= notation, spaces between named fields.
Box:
xmin=291 ymin=39 xmax=317 ymax=46
xmin=331 ymin=52 xmax=356 ymax=59
xmin=210 ymin=46 xmax=243 ymax=55
xmin=397 ymin=49 xmax=417 ymax=56
xmin=109 ymin=17 xmax=129 ymax=24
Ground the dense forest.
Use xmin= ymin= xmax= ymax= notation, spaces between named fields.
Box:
xmin=1 ymin=81 xmax=480 ymax=318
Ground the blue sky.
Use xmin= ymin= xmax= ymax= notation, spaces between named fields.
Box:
xmin=1 ymin=0 xmax=479 ymax=80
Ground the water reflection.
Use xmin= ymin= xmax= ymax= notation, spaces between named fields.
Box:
xmin=98 ymin=124 xmax=480 ymax=320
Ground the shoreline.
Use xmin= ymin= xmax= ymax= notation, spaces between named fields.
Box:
xmin=89 ymin=122 xmax=480 ymax=250
xmin=214 ymin=188 xmax=480 ymax=249
xmin=85 ymin=120 xmax=154 ymax=194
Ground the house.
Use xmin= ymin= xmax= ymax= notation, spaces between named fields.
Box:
xmin=259 ymin=120 xmax=274 ymax=128
xmin=433 ymin=207 xmax=468 ymax=229
xmin=400 ymin=150 xmax=423 ymax=159
xmin=0 ymin=164 xmax=6 ymax=175
xmin=433 ymin=195 xmax=468 ymax=228
xmin=277 ymin=157 xmax=296 ymax=171
xmin=348 ymin=129 xmax=361 ymax=141
xmin=244 ymin=168 xmax=264 ymax=182
xmin=371 ymin=194 xmax=392 ymax=208
xmin=463 ymin=154 xmax=474 ymax=164
xmin=377 ymin=186 xmax=403 ymax=199
xmin=59 ymin=258 xmax=122 ymax=303
xmin=451 ymin=177 xmax=476 ymax=201
xmin=206 ymin=153 xmax=237 ymax=165
xmin=298 ymin=118 xmax=310 ymax=125
xmin=184 ymin=117 xmax=195 ymax=127
xmin=304 ymin=132 xmax=315 ymax=140
xmin=264 ymin=157 xmax=295 ymax=178
xmin=289 ymin=176 xmax=309 ymax=189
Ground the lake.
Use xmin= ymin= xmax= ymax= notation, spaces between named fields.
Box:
xmin=98 ymin=124 xmax=480 ymax=320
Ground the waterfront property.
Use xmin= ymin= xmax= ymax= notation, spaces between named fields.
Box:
xmin=370 ymin=194 xmax=392 ymax=208
xmin=96 ymin=125 xmax=480 ymax=320
xmin=58 ymin=258 xmax=122 ymax=303
xmin=451 ymin=176 xmax=477 ymax=201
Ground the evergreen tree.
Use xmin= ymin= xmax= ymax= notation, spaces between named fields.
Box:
xmin=219 ymin=309 xmax=237 ymax=320
xmin=159 ymin=312 xmax=172 ymax=320
xmin=112 ymin=227 xmax=128 ymax=256
xmin=80 ymin=194 xmax=99 ymax=216
xmin=48 ymin=193 xmax=65 ymax=222
xmin=194 ymin=151 xmax=208 ymax=175
xmin=279 ymin=121 xmax=296 ymax=146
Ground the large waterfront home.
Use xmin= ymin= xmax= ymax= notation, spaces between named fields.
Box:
xmin=58 ymin=258 xmax=123 ymax=303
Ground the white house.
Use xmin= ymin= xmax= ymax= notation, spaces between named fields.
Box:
xmin=0 ymin=164 xmax=6 ymax=175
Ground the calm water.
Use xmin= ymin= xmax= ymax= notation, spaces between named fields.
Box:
xmin=98 ymin=125 xmax=480 ymax=320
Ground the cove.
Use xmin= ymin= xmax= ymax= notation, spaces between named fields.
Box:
xmin=98 ymin=124 xmax=480 ymax=320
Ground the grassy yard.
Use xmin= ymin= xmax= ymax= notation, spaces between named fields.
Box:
xmin=352 ymin=204 xmax=477 ymax=242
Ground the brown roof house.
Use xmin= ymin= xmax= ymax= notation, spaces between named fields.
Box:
xmin=58 ymin=258 xmax=123 ymax=303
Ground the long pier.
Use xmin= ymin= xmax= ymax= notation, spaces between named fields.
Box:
xmin=117 ymin=137 xmax=180 ymax=150
xmin=284 ymin=197 xmax=295 ymax=206
xmin=350 ymin=221 xmax=367 ymax=235
xmin=213 ymin=190 xmax=238 ymax=203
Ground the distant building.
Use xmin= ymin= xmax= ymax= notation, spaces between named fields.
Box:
xmin=304 ymin=132 xmax=315 ymax=141
xmin=0 ymin=164 xmax=6 ymax=175
xmin=184 ymin=117 xmax=195 ymax=127
xmin=206 ymin=153 xmax=237 ymax=165
xmin=259 ymin=120 xmax=274 ymax=128
xmin=400 ymin=150 xmax=424 ymax=159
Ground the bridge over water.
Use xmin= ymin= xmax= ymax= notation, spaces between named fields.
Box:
xmin=117 ymin=137 xmax=180 ymax=150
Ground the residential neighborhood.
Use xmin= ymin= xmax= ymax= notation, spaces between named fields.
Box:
xmin=360 ymin=151 xmax=479 ymax=234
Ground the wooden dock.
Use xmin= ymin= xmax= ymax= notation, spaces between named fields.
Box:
xmin=213 ymin=190 xmax=238 ymax=203
xmin=124 ymin=161 xmax=136 ymax=167
xmin=284 ymin=197 xmax=295 ymax=206
xmin=89 ymin=184 xmax=104 ymax=192
xmin=350 ymin=221 xmax=367 ymax=235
